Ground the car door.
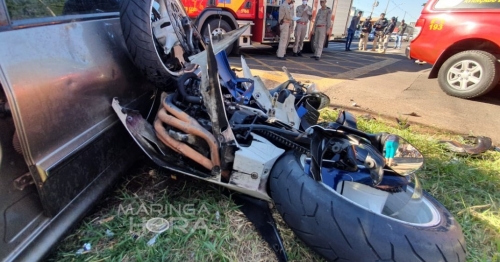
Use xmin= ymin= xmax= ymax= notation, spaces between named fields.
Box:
xmin=0 ymin=0 xmax=153 ymax=260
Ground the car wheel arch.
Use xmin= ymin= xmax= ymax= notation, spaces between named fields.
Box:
xmin=429 ymin=38 xmax=500 ymax=79
xmin=195 ymin=9 xmax=238 ymax=36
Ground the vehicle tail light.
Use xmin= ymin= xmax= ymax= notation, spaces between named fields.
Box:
xmin=411 ymin=18 xmax=425 ymax=42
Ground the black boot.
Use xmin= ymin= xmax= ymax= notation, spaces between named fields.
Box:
xmin=297 ymin=52 xmax=303 ymax=57
xmin=293 ymin=52 xmax=298 ymax=57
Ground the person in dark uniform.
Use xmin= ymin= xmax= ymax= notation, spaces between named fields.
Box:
xmin=380 ymin=16 xmax=397 ymax=53
xmin=359 ymin=16 xmax=372 ymax=51
xmin=371 ymin=13 xmax=388 ymax=52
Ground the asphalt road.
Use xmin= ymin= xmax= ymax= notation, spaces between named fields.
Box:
xmin=230 ymin=40 xmax=500 ymax=145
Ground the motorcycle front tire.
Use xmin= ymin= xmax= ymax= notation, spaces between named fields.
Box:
xmin=269 ymin=150 xmax=466 ymax=262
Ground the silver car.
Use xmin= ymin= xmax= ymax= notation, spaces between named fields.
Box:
xmin=0 ymin=1 xmax=152 ymax=261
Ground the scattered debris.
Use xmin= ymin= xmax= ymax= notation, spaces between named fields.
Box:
xmin=438 ymin=136 xmax=492 ymax=155
xmin=76 ymin=243 xmax=91 ymax=255
xmin=97 ymin=216 xmax=115 ymax=224
xmin=359 ymin=114 xmax=376 ymax=121
xmin=351 ymin=102 xmax=360 ymax=107
xmin=215 ymin=211 xmax=220 ymax=222
xmin=403 ymin=112 xmax=421 ymax=117
xmin=147 ymin=234 xmax=159 ymax=246
xmin=105 ymin=229 xmax=114 ymax=238
xmin=396 ymin=118 xmax=410 ymax=129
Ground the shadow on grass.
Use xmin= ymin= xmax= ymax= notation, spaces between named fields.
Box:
xmin=46 ymin=158 xmax=324 ymax=262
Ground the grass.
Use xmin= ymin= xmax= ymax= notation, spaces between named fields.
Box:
xmin=48 ymin=108 xmax=500 ymax=262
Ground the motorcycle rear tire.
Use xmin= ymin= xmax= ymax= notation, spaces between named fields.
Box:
xmin=269 ymin=150 xmax=466 ymax=262
xmin=120 ymin=0 xmax=176 ymax=90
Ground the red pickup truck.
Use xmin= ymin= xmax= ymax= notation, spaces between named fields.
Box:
xmin=407 ymin=0 xmax=500 ymax=99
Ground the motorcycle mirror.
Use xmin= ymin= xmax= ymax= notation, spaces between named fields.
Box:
xmin=315 ymin=92 xmax=330 ymax=110
xmin=383 ymin=135 xmax=424 ymax=176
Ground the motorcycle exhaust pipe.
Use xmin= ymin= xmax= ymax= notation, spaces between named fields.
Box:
xmin=154 ymin=93 xmax=221 ymax=174
xmin=154 ymin=114 xmax=214 ymax=170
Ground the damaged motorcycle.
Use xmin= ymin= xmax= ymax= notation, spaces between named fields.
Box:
xmin=112 ymin=0 xmax=467 ymax=260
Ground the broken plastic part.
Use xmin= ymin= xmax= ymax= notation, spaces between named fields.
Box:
xmin=105 ymin=229 xmax=114 ymax=237
xmin=439 ymin=136 xmax=493 ymax=155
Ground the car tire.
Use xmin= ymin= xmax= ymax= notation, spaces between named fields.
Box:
xmin=202 ymin=19 xmax=235 ymax=55
xmin=297 ymin=32 xmax=326 ymax=54
xmin=438 ymin=50 xmax=500 ymax=98
xmin=120 ymin=0 xmax=177 ymax=90
xmin=302 ymin=42 xmax=311 ymax=54
xmin=269 ymin=150 xmax=466 ymax=262
xmin=302 ymin=42 xmax=313 ymax=54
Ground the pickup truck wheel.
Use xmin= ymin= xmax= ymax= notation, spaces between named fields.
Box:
xmin=303 ymin=37 xmax=316 ymax=54
xmin=202 ymin=19 xmax=235 ymax=55
xmin=438 ymin=50 xmax=500 ymax=98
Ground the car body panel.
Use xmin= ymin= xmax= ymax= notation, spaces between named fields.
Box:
xmin=410 ymin=0 xmax=500 ymax=66
xmin=0 ymin=18 xmax=148 ymax=181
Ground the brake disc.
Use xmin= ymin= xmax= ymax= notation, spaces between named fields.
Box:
xmin=164 ymin=0 xmax=203 ymax=57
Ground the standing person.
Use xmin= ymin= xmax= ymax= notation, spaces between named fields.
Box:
xmin=371 ymin=13 xmax=388 ymax=51
xmin=345 ymin=11 xmax=362 ymax=51
xmin=384 ymin=134 xmax=400 ymax=167
xmin=380 ymin=16 xmax=396 ymax=53
xmin=394 ymin=19 xmax=407 ymax=49
xmin=277 ymin=0 xmax=294 ymax=60
xmin=292 ymin=0 xmax=312 ymax=56
xmin=359 ymin=16 xmax=372 ymax=51
xmin=286 ymin=3 xmax=295 ymax=51
xmin=310 ymin=0 xmax=331 ymax=60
